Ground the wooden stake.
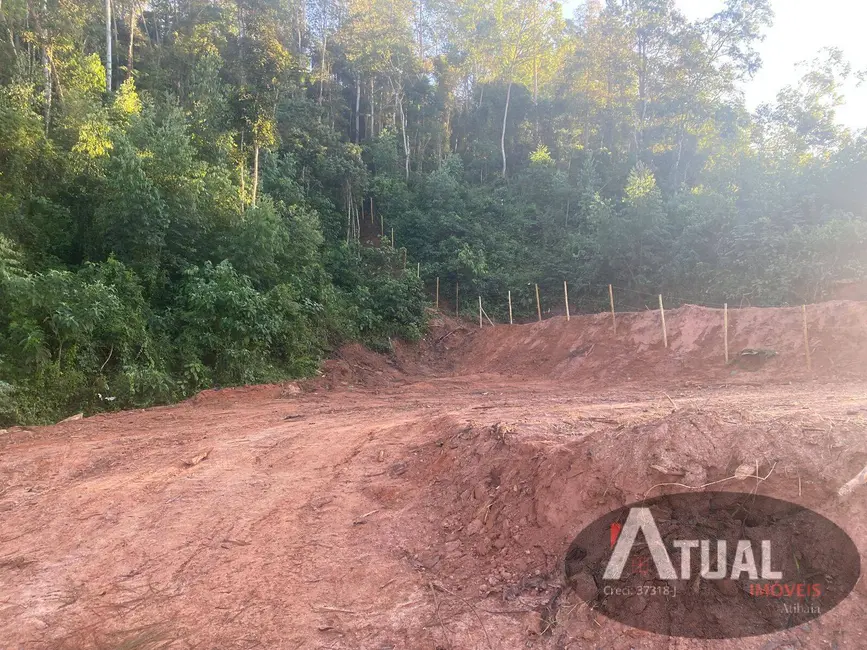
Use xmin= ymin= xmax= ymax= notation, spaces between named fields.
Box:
xmin=381 ymin=215 xmax=384 ymax=237
xmin=417 ymin=262 xmax=420 ymax=278
xmin=370 ymin=197 xmax=374 ymax=224
xmin=609 ymin=284 xmax=616 ymax=334
xmin=508 ymin=290 xmax=513 ymax=325
xmin=435 ymin=277 xmax=439 ymax=310
xmin=482 ymin=305 xmax=495 ymax=327
xmin=455 ymin=282 xmax=459 ymax=316
xmin=803 ymin=304 xmax=812 ymax=372
xmin=391 ymin=227 xmax=394 ymax=247
xmin=723 ymin=303 xmax=729 ymax=364
xmin=564 ymin=281 xmax=570 ymax=321
xmin=658 ymin=294 xmax=668 ymax=348
xmin=478 ymin=296 xmax=483 ymax=328
xmin=252 ymin=145 xmax=260 ymax=207
xmin=535 ymin=284 xmax=542 ymax=322
xmin=239 ymin=159 xmax=246 ymax=212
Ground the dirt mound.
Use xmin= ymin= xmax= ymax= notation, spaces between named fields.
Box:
xmin=397 ymin=388 xmax=867 ymax=646
xmin=185 ymin=298 xmax=867 ymax=401
xmin=180 ymin=313 xmax=469 ymax=405
xmin=446 ymin=300 xmax=867 ymax=385
xmin=185 ymin=382 xmax=292 ymax=403
xmin=313 ymin=342 xmax=407 ymax=389
xmin=300 ymin=312 xmax=476 ymax=391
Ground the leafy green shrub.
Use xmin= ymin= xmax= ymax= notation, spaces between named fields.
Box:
xmin=168 ymin=261 xmax=283 ymax=390
xmin=365 ymin=273 xmax=426 ymax=341
xmin=327 ymin=243 xmax=427 ymax=348
xmin=0 ymin=258 xmax=170 ymax=423
xmin=265 ymin=282 xmax=327 ymax=376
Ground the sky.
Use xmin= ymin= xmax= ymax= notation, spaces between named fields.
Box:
xmin=564 ymin=0 xmax=867 ymax=129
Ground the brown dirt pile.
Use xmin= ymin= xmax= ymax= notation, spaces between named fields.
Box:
xmin=399 ymin=387 xmax=867 ymax=647
xmin=445 ymin=301 xmax=867 ymax=385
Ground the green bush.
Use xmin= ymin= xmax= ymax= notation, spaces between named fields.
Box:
xmin=0 ymin=258 xmax=171 ymax=424
xmin=0 ymin=242 xmax=427 ymax=424
xmin=327 ymin=243 xmax=427 ymax=348
xmin=168 ymin=261 xmax=284 ymax=390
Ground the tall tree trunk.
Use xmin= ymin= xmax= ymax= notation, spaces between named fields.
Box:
xmin=41 ymin=0 xmax=50 ymax=129
xmin=296 ymin=0 xmax=304 ymax=53
xmin=355 ymin=199 xmax=360 ymax=242
xmin=42 ymin=49 xmax=50 ymax=128
xmin=500 ymin=79 xmax=512 ymax=177
xmin=672 ymin=115 xmax=686 ymax=187
xmin=369 ymin=76 xmax=374 ymax=138
xmin=346 ymin=190 xmax=351 ymax=243
xmin=417 ymin=0 xmax=423 ymax=59
xmin=0 ymin=0 xmax=22 ymax=75
xmin=532 ymin=0 xmax=538 ymax=104
xmin=112 ymin=0 xmax=118 ymax=78
xmin=252 ymin=145 xmax=259 ymax=207
xmin=317 ymin=0 xmax=328 ymax=105
xmin=393 ymin=86 xmax=410 ymax=181
xmin=354 ymin=74 xmax=361 ymax=142
xmin=239 ymin=133 xmax=246 ymax=211
xmin=318 ymin=33 xmax=326 ymax=105
xmin=635 ymin=33 xmax=647 ymax=154
xmin=151 ymin=5 xmax=160 ymax=47
xmin=104 ymin=0 xmax=112 ymax=91
xmin=400 ymin=97 xmax=410 ymax=180
xmin=239 ymin=161 xmax=245 ymax=211
xmin=127 ymin=2 xmax=136 ymax=78
xmin=532 ymin=56 xmax=540 ymax=142
xmin=26 ymin=11 xmax=32 ymax=78
xmin=25 ymin=0 xmax=56 ymax=127
xmin=533 ymin=57 xmax=538 ymax=104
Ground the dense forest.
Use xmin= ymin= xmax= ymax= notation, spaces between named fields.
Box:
xmin=1 ymin=0 xmax=865 ymax=424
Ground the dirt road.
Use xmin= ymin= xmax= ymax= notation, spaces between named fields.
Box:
xmin=2 ymin=305 xmax=867 ymax=649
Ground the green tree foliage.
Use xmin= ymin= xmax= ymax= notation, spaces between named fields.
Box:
xmin=1 ymin=0 xmax=865 ymax=423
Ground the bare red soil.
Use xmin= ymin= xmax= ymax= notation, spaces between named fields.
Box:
xmin=2 ymin=301 xmax=867 ymax=649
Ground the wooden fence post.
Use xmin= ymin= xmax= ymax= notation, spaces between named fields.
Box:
xmin=609 ymin=284 xmax=616 ymax=334
xmin=535 ymin=284 xmax=542 ymax=322
xmin=417 ymin=262 xmax=420 ymax=278
xmin=435 ymin=277 xmax=439 ymax=310
xmin=478 ymin=296 xmax=483 ymax=328
xmin=482 ymin=304 xmax=494 ymax=327
xmin=724 ymin=303 xmax=729 ymax=364
xmin=564 ymin=281 xmax=570 ymax=321
xmin=803 ymin=305 xmax=812 ymax=372
xmin=455 ymin=282 xmax=459 ymax=316
xmin=391 ymin=227 xmax=394 ymax=247
xmin=508 ymin=290 xmax=513 ymax=325
xmin=659 ymin=294 xmax=668 ymax=348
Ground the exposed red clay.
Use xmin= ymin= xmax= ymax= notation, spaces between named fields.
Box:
xmin=2 ymin=302 xmax=867 ymax=649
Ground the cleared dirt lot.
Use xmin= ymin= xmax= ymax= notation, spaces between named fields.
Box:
xmin=2 ymin=303 xmax=867 ymax=649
